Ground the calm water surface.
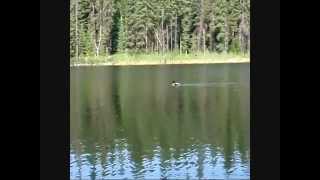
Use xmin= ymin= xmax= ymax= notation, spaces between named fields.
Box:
xmin=70 ymin=64 xmax=250 ymax=179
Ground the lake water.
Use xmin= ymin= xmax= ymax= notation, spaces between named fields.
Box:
xmin=70 ymin=63 xmax=250 ymax=179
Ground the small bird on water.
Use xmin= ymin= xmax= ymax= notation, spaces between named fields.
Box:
xmin=171 ymin=81 xmax=181 ymax=87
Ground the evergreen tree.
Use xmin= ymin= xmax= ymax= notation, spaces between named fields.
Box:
xmin=70 ymin=0 xmax=76 ymax=58
xmin=110 ymin=0 xmax=121 ymax=54
xmin=180 ymin=0 xmax=196 ymax=54
xmin=69 ymin=0 xmax=250 ymax=58
xmin=117 ymin=0 xmax=129 ymax=52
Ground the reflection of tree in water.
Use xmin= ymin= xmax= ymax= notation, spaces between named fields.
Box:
xmin=223 ymin=111 xmax=235 ymax=175
xmin=126 ymin=118 xmax=145 ymax=178
xmin=70 ymin=64 xmax=250 ymax=179
xmin=196 ymin=145 xmax=205 ymax=179
xmin=111 ymin=67 xmax=122 ymax=128
xmin=223 ymin=79 xmax=233 ymax=175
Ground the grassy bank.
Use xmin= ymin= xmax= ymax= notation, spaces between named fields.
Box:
xmin=70 ymin=52 xmax=249 ymax=66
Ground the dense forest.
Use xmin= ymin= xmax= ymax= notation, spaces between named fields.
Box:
xmin=70 ymin=0 xmax=250 ymax=58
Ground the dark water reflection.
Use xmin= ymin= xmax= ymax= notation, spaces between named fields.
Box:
xmin=70 ymin=64 xmax=250 ymax=179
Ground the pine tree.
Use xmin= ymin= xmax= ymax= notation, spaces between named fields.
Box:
xmin=116 ymin=0 xmax=129 ymax=52
xmin=69 ymin=0 xmax=250 ymax=58
xmin=110 ymin=0 xmax=121 ymax=54
xmin=70 ymin=0 xmax=77 ymax=58
xmin=213 ymin=0 xmax=228 ymax=52
xmin=180 ymin=0 xmax=196 ymax=54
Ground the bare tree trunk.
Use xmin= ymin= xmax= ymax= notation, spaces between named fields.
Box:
xmin=197 ymin=32 xmax=201 ymax=52
xmin=175 ymin=14 xmax=178 ymax=51
xmin=155 ymin=33 xmax=158 ymax=53
xmin=179 ymin=36 xmax=182 ymax=55
xmin=224 ymin=17 xmax=228 ymax=52
xmin=156 ymin=38 xmax=158 ymax=53
xmin=247 ymin=29 xmax=250 ymax=53
xmin=210 ymin=32 xmax=213 ymax=51
xmin=170 ymin=20 xmax=173 ymax=51
xmin=239 ymin=23 xmax=242 ymax=53
xmin=91 ymin=1 xmax=100 ymax=57
xmin=75 ymin=0 xmax=79 ymax=61
xmin=145 ymin=25 xmax=148 ymax=52
xmin=155 ymin=30 xmax=162 ymax=53
xmin=248 ymin=39 xmax=250 ymax=52
xmin=151 ymin=42 xmax=154 ymax=53
xmin=239 ymin=0 xmax=244 ymax=53
xmin=203 ymin=28 xmax=206 ymax=54
xmin=161 ymin=9 xmax=164 ymax=54
xmin=166 ymin=25 xmax=169 ymax=52
xmin=95 ymin=24 xmax=102 ymax=56
xmin=106 ymin=39 xmax=109 ymax=55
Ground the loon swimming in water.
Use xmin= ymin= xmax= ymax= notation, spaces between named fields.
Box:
xmin=171 ymin=81 xmax=181 ymax=87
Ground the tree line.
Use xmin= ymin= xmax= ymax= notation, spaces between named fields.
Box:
xmin=70 ymin=0 xmax=250 ymax=58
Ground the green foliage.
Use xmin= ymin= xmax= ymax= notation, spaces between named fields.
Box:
xmin=229 ymin=38 xmax=241 ymax=53
xmin=110 ymin=3 xmax=121 ymax=54
xmin=79 ymin=26 xmax=92 ymax=56
xmin=70 ymin=0 xmax=250 ymax=59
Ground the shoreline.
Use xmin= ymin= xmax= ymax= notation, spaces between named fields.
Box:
xmin=70 ymin=58 xmax=250 ymax=67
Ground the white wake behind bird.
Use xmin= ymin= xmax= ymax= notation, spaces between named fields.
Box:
xmin=171 ymin=81 xmax=239 ymax=87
